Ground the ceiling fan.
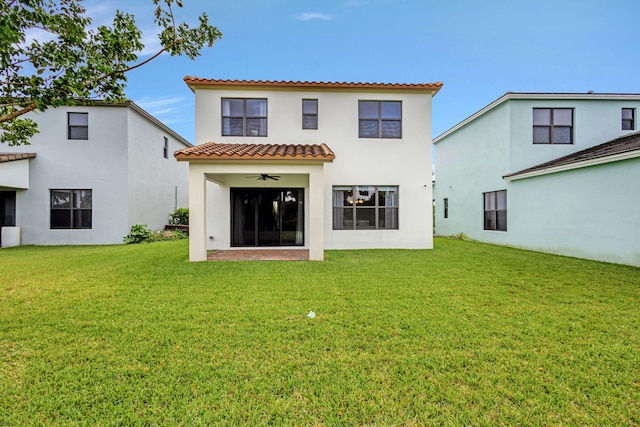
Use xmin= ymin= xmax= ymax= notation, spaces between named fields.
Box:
xmin=247 ymin=174 xmax=280 ymax=181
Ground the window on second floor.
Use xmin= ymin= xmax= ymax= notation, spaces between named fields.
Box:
xmin=302 ymin=99 xmax=318 ymax=129
xmin=222 ymin=98 xmax=267 ymax=137
xmin=622 ymin=108 xmax=635 ymax=130
xmin=359 ymin=101 xmax=402 ymax=138
xmin=533 ymin=108 xmax=573 ymax=144
xmin=68 ymin=112 xmax=88 ymax=140
xmin=163 ymin=137 xmax=169 ymax=159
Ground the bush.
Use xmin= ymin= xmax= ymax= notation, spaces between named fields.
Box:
xmin=123 ymin=224 xmax=153 ymax=244
xmin=149 ymin=229 xmax=188 ymax=242
xmin=169 ymin=208 xmax=189 ymax=225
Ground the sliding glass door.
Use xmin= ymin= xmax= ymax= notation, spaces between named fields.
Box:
xmin=231 ymin=188 xmax=304 ymax=247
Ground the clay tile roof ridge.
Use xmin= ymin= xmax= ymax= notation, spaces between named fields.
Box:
xmin=183 ymin=76 xmax=443 ymax=89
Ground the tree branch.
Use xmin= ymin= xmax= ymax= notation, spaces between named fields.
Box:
xmin=0 ymin=103 xmax=38 ymax=123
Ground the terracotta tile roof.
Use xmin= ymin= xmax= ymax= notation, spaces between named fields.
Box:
xmin=0 ymin=152 xmax=37 ymax=163
xmin=503 ymin=131 xmax=640 ymax=180
xmin=175 ymin=142 xmax=335 ymax=162
xmin=184 ymin=77 xmax=443 ymax=93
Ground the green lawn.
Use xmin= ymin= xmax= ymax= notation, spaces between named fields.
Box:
xmin=1 ymin=239 xmax=639 ymax=426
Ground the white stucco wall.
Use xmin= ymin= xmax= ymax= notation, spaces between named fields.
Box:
xmin=0 ymin=159 xmax=31 ymax=189
xmin=126 ymin=108 xmax=189 ymax=231
xmin=2 ymin=106 xmax=129 ymax=245
xmin=1 ymin=104 xmax=190 ymax=245
xmin=194 ymin=87 xmax=434 ymax=250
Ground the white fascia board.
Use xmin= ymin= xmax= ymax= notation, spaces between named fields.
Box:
xmin=504 ymin=149 xmax=640 ymax=181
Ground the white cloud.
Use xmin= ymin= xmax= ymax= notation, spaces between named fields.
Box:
xmin=134 ymin=96 xmax=185 ymax=117
xmin=296 ymin=12 xmax=333 ymax=21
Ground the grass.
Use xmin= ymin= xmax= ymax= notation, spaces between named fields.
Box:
xmin=1 ymin=239 xmax=639 ymax=426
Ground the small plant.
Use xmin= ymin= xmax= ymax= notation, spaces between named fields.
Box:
xmin=123 ymin=224 xmax=153 ymax=244
xmin=149 ymin=229 xmax=188 ymax=242
xmin=169 ymin=208 xmax=189 ymax=225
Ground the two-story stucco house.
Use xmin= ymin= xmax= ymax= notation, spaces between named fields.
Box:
xmin=0 ymin=101 xmax=191 ymax=247
xmin=175 ymin=78 xmax=443 ymax=261
xmin=433 ymin=92 xmax=640 ymax=266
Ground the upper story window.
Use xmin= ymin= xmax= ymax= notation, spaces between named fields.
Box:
xmin=222 ymin=98 xmax=267 ymax=137
xmin=443 ymin=198 xmax=449 ymax=219
xmin=302 ymin=99 xmax=318 ymax=129
xmin=533 ymin=108 xmax=573 ymax=144
xmin=50 ymin=189 xmax=92 ymax=229
xmin=483 ymin=190 xmax=506 ymax=232
xmin=67 ymin=112 xmax=88 ymax=140
xmin=622 ymin=108 xmax=635 ymax=130
xmin=358 ymin=101 xmax=402 ymax=138
xmin=163 ymin=137 xmax=169 ymax=159
xmin=333 ymin=185 xmax=398 ymax=230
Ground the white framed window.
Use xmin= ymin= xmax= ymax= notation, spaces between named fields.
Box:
xmin=333 ymin=186 xmax=398 ymax=230
xmin=163 ymin=137 xmax=169 ymax=159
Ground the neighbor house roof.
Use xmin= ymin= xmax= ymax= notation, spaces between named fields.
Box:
xmin=434 ymin=92 xmax=640 ymax=143
xmin=503 ymin=131 xmax=640 ymax=181
xmin=183 ymin=77 xmax=443 ymax=94
xmin=0 ymin=152 xmax=37 ymax=163
xmin=175 ymin=142 xmax=335 ymax=162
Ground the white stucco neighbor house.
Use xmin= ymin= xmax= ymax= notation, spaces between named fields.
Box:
xmin=0 ymin=101 xmax=191 ymax=247
xmin=433 ymin=92 xmax=640 ymax=266
xmin=175 ymin=78 xmax=443 ymax=261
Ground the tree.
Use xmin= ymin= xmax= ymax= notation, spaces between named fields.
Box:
xmin=0 ymin=0 xmax=222 ymax=146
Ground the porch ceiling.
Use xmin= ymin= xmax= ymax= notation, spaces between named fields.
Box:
xmin=174 ymin=142 xmax=335 ymax=162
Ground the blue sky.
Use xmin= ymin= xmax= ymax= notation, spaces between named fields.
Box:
xmin=95 ymin=0 xmax=640 ymax=143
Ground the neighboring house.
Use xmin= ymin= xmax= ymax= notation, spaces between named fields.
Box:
xmin=433 ymin=92 xmax=640 ymax=266
xmin=175 ymin=78 xmax=443 ymax=261
xmin=0 ymin=101 xmax=191 ymax=247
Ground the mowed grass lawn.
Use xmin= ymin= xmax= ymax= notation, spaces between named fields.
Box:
xmin=1 ymin=239 xmax=639 ymax=426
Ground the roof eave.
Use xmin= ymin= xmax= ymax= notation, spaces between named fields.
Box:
xmin=503 ymin=149 xmax=640 ymax=181
xmin=183 ymin=77 xmax=443 ymax=95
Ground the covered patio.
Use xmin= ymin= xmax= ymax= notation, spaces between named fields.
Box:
xmin=175 ymin=142 xmax=335 ymax=261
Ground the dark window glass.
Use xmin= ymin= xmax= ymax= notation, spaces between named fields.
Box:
xmin=483 ymin=190 xmax=506 ymax=231
xmin=51 ymin=189 xmax=92 ymax=229
xmin=332 ymin=186 xmax=398 ymax=230
xmin=68 ymin=112 xmax=88 ymax=140
xmin=163 ymin=137 xmax=169 ymax=159
xmin=358 ymin=101 xmax=402 ymax=138
xmin=222 ymin=98 xmax=267 ymax=136
xmin=622 ymin=108 xmax=635 ymax=130
xmin=533 ymin=108 xmax=573 ymax=144
xmin=444 ymin=198 xmax=448 ymax=219
xmin=302 ymin=99 xmax=318 ymax=129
